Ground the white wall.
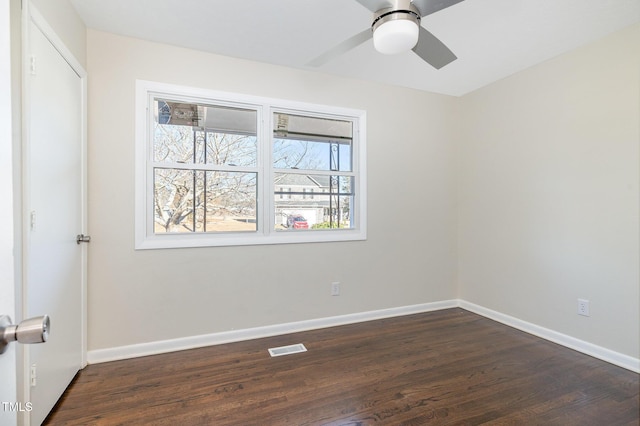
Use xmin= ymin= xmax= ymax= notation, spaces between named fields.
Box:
xmin=458 ymin=24 xmax=640 ymax=358
xmin=86 ymin=30 xmax=458 ymax=351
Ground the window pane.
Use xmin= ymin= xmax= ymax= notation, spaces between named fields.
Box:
xmin=204 ymin=171 xmax=257 ymax=232
xmin=154 ymin=169 xmax=257 ymax=233
xmin=273 ymin=113 xmax=352 ymax=172
xmin=273 ymin=138 xmax=351 ymax=171
xmin=154 ymin=99 xmax=257 ymax=165
xmin=154 ymin=168 xmax=197 ymax=233
xmin=274 ymin=173 xmax=354 ymax=230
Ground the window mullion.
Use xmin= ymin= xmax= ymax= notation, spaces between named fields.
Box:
xmin=150 ymin=162 xmax=258 ymax=173
xmin=203 ymin=130 xmax=207 ymax=232
xmin=263 ymin=105 xmax=274 ymax=236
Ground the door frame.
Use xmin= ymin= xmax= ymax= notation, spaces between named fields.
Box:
xmin=0 ymin=0 xmax=17 ymax=422
xmin=19 ymin=3 xmax=87 ymax=424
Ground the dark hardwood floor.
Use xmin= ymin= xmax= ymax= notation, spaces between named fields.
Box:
xmin=45 ymin=308 xmax=639 ymax=425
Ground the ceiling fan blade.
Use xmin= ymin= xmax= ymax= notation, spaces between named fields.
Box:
xmin=354 ymin=0 xmax=394 ymax=13
xmin=308 ymin=29 xmax=372 ymax=67
xmin=411 ymin=0 xmax=465 ymax=17
xmin=412 ymin=26 xmax=457 ymax=69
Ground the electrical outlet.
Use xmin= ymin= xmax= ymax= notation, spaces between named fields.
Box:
xmin=577 ymin=299 xmax=590 ymax=317
xmin=331 ymin=282 xmax=340 ymax=296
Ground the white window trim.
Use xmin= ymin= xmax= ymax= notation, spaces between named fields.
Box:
xmin=135 ymin=80 xmax=367 ymax=249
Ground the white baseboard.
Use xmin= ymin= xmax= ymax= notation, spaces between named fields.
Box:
xmin=458 ymin=300 xmax=640 ymax=373
xmin=87 ymin=299 xmax=639 ymax=373
xmin=87 ymin=299 xmax=458 ymax=364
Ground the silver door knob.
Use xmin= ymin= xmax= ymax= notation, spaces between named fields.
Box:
xmin=0 ymin=315 xmax=50 ymax=355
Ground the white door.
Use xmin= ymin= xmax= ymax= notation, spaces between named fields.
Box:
xmin=24 ymin=11 xmax=86 ymax=426
xmin=1 ymin=2 xmax=18 ymax=425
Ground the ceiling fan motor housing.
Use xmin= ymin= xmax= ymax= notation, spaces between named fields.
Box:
xmin=372 ymin=3 xmax=421 ymax=54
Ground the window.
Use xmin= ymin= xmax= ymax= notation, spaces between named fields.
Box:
xmin=135 ymin=80 xmax=366 ymax=249
xmin=273 ymin=112 xmax=355 ymax=231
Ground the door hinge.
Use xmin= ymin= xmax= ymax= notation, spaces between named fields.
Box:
xmin=30 ymin=364 xmax=37 ymax=387
xmin=29 ymin=55 xmax=36 ymax=75
xmin=29 ymin=55 xmax=36 ymax=76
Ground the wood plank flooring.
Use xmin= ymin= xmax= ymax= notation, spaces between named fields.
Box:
xmin=44 ymin=308 xmax=639 ymax=425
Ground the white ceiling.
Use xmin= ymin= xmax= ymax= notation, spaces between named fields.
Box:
xmin=69 ymin=0 xmax=640 ymax=96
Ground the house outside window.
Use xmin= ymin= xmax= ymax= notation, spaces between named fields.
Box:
xmin=135 ymin=80 xmax=366 ymax=249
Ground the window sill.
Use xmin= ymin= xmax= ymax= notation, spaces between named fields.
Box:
xmin=135 ymin=228 xmax=367 ymax=250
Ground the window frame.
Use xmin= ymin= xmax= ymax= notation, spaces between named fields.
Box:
xmin=135 ymin=80 xmax=367 ymax=249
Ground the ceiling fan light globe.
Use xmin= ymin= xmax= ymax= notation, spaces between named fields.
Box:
xmin=373 ymin=19 xmax=419 ymax=55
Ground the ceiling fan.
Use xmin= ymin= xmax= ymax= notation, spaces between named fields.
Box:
xmin=309 ymin=0 xmax=465 ymax=69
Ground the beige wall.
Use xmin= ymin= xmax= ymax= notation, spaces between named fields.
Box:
xmin=458 ymin=24 xmax=640 ymax=358
xmin=30 ymin=0 xmax=86 ymax=67
xmin=85 ymin=22 xmax=639 ymax=360
xmin=86 ymin=30 xmax=459 ymax=350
